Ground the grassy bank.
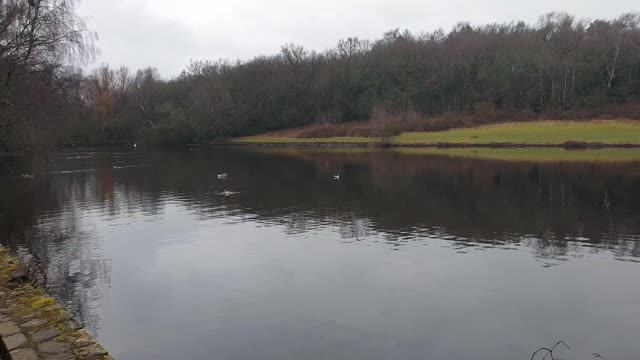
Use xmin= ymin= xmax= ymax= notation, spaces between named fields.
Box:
xmin=393 ymin=120 xmax=640 ymax=145
xmin=232 ymin=120 xmax=640 ymax=146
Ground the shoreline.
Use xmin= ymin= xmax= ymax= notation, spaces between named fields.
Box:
xmin=227 ymin=141 xmax=640 ymax=149
xmin=229 ymin=120 xmax=640 ymax=149
xmin=0 ymin=245 xmax=114 ymax=360
xmin=225 ymin=143 xmax=640 ymax=163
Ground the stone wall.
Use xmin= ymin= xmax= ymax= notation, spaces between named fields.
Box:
xmin=0 ymin=245 xmax=114 ymax=360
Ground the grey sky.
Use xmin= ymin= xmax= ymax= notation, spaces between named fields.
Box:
xmin=78 ymin=0 xmax=638 ymax=77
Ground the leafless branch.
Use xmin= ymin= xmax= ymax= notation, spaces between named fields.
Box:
xmin=531 ymin=341 xmax=571 ymax=360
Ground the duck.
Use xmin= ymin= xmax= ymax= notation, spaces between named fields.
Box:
xmin=333 ymin=175 xmax=340 ymax=180
xmin=133 ymin=143 xmax=137 ymax=149
xmin=20 ymin=174 xmax=34 ymax=179
xmin=217 ymin=173 xmax=228 ymax=180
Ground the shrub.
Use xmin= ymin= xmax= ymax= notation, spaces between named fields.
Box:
xmin=371 ymin=106 xmax=402 ymax=145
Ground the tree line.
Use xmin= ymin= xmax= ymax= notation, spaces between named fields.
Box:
xmin=1 ymin=2 xmax=640 ymax=149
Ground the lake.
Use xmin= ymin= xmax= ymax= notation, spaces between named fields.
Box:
xmin=1 ymin=147 xmax=640 ymax=360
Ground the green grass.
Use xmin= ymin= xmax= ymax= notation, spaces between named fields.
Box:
xmin=393 ymin=147 xmax=640 ymax=162
xmin=392 ymin=120 xmax=640 ymax=145
xmin=232 ymin=120 xmax=640 ymax=146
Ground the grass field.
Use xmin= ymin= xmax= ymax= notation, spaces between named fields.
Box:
xmin=233 ymin=120 xmax=640 ymax=146
xmin=392 ymin=120 xmax=640 ymax=145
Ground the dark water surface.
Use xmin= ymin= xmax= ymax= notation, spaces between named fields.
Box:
xmin=1 ymin=148 xmax=640 ymax=360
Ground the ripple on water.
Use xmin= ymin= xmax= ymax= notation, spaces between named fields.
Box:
xmin=3 ymin=149 xmax=640 ymax=360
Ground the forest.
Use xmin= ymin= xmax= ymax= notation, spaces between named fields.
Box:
xmin=1 ymin=0 xmax=640 ymax=150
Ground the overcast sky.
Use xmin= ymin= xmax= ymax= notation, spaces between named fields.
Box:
xmin=78 ymin=0 xmax=637 ymax=77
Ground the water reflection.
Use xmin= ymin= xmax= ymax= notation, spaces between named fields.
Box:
xmin=0 ymin=148 xmax=639 ymax=359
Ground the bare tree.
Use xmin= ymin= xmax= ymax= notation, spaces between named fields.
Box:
xmin=85 ymin=64 xmax=131 ymax=125
xmin=336 ymin=37 xmax=369 ymax=73
xmin=539 ymin=12 xmax=585 ymax=109
xmin=587 ymin=19 xmax=625 ymax=88
xmin=371 ymin=105 xmax=399 ymax=145
xmin=280 ymin=43 xmax=307 ymax=71
xmin=133 ymin=68 xmax=160 ymax=128
xmin=190 ymin=78 xmax=237 ymax=139
xmin=0 ymin=0 xmax=96 ymax=126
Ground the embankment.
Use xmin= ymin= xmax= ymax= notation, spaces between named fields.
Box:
xmin=0 ymin=245 xmax=114 ymax=360
xmin=231 ymin=120 xmax=640 ymax=148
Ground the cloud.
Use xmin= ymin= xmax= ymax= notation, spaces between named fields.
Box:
xmin=79 ymin=0 xmax=199 ymax=76
xmin=79 ymin=0 xmax=639 ymax=77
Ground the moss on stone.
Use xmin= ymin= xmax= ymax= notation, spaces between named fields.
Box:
xmin=31 ymin=297 xmax=54 ymax=309
xmin=9 ymin=285 xmax=59 ymax=321
xmin=1 ymin=247 xmax=114 ymax=359
xmin=0 ymin=248 xmax=19 ymax=283
xmin=52 ymin=331 xmax=78 ymax=349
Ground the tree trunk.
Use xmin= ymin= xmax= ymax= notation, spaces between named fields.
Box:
xmin=571 ymin=65 xmax=575 ymax=107
xmin=551 ymin=65 xmax=555 ymax=109
xmin=563 ymin=63 xmax=569 ymax=109
xmin=539 ymin=70 xmax=544 ymax=112
xmin=605 ymin=41 xmax=620 ymax=88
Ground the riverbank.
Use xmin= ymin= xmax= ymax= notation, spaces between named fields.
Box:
xmin=0 ymin=245 xmax=113 ymax=360
xmin=232 ymin=120 xmax=640 ymax=147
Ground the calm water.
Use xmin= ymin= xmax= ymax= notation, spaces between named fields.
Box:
xmin=1 ymin=148 xmax=640 ymax=360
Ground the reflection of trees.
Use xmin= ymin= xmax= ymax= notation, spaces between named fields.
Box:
xmin=0 ymin=155 xmax=112 ymax=336
xmin=97 ymin=148 xmax=638 ymax=262
xmin=1 ymin=149 xmax=640 ymax=337
xmin=217 ymin=149 xmax=640 ymax=260
xmin=31 ymin=220 xmax=111 ymax=338
xmin=284 ymin=212 xmax=312 ymax=235
xmin=85 ymin=150 xmax=640 ymax=262
xmin=520 ymin=231 xmax=584 ymax=266
xmin=338 ymin=215 xmax=371 ymax=241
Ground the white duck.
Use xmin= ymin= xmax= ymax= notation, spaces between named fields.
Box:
xmin=217 ymin=173 xmax=228 ymax=180
xmin=333 ymin=175 xmax=340 ymax=180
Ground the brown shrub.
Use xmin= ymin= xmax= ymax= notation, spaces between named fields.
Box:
xmin=296 ymin=122 xmax=376 ymax=138
xmin=473 ymin=101 xmax=497 ymax=119
xmin=371 ymin=106 xmax=402 ymax=144
xmin=292 ymin=103 xmax=640 ymax=139
xmin=563 ymin=141 xmax=590 ymax=148
xmin=544 ymin=103 xmax=640 ymax=121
